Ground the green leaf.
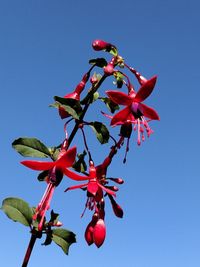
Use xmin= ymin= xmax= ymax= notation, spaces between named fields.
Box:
xmin=51 ymin=96 xmax=83 ymax=120
xmin=89 ymin=58 xmax=107 ymax=68
xmin=12 ymin=137 xmax=51 ymax=158
xmin=100 ymin=97 xmax=120 ymax=113
xmin=37 ymin=170 xmax=49 ymax=182
xmin=49 ymin=210 xmax=59 ymax=224
xmin=52 ymin=228 xmax=76 ymax=255
xmin=90 ymin=121 xmax=110 ymax=144
xmin=104 ymin=45 xmax=118 ymax=56
xmin=42 ymin=231 xmax=53 ymax=246
xmin=73 ymin=150 xmax=87 ymax=173
xmin=114 ymin=72 xmax=124 ymax=88
xmin=1 ymin=197 xmax=33 ymax=227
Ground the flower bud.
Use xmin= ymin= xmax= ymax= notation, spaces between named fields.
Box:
xmin=93 ymin=219 xmax=106 ymax=248
xmin=92 ymin=40 xmax=112 ymax=51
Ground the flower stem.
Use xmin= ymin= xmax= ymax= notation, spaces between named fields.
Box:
xmin=21 ymin=233 xmax=37 ymax=267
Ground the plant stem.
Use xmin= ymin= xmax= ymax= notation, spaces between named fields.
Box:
xmin=67 ymin=74 xmax=107 ymax=147
xmin=21 ymin=233 xmax=37 ymax=267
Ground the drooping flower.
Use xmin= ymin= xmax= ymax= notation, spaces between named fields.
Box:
xmin=21 ymin=146 xmax=77 ymax=230
xmin=59 ymin=72 xmax=90 ymax=119
xmin=64 ymin=159 xmax=123 ymax=247
xmin=106 ymin=76 xmax=160 ymax=145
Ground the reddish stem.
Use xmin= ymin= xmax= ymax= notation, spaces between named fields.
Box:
xmin=21 ymin=233 xmax=37 ymax=267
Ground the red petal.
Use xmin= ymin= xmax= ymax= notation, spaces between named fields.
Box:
xmin=106 ymin=91 xmax=132 ymax=105
xmin=87 ymin=181 xmax=99 ymax=196
xmin=98 ymin=183 xmax=116 ymax=197
xmin=21 ymin=160 xmax=55 ymax=171
xmin=85 ymin=222 xmax=94 ymax=246
xmin=58 ymin=107 xmax=69 ymax=119
xmin=134 ymin=76 xmax=157 ymax=102
xmin=139 ymin=103 xmax=160 ymax=120
xmin=63 ymin=168 xmax=89 ymax=181
xmin=64 ymin=183 xmax=88 ymax=192
xmin=93 ymin=219 xmax=106 ymax=248
xmin=56 ymin=146 xmax=77 ymax=168
xmin=111 ymin=106 xmax=131 ymax=126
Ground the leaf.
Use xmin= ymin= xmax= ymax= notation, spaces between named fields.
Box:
xmin=90 ymin=121 xmax=110 ymax=144
xmin=37 ymin=170 xmax=49 ymax=182
xmin=114 ymin=72 xmax=124 ymax=88
xmin=42 ymin=231 xmax=53 ymax=246
xmin=53 ymin=96 xmax=82 ymax=120
xmin=52 ymin=228 xmax=76 ymax=255
xmin=1 ymin=197 xmax=33 ymax=226
xmin=100 ymin=97 xmax=120 ymax=113
xmin=50 ymin=102 xmax=80 ymax=120
xmin=12 ymin=138 xmax=51 ymax=158
xmin=73 ymin=150 xmax=87 ymax=173
xmin=49 ymin=210 xmax=59 ymax=224
xmin=89 ymin=58 xmax=107 ymax=68
xmin=106 ymin=45 xmax=118 ymax=56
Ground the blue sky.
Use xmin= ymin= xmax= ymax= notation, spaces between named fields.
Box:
xmin=0 ymin=0 xmax=200 ymax=266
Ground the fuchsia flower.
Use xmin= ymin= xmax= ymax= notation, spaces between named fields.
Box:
xmin=106 ymin=76 xmax=160 ymax=145
xmin=64 ymin=160 xmax=123 ymax=247
xmin=59 ymin=72 xmax=90 ymax=119
xmin=21 ymin=146 xmax=77 ymax=230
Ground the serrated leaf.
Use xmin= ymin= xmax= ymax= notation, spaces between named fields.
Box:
xmin=89 ymin=58 xmax=107 ymax=68
xmin=12 ymin=138 xmax=51 ymax=158
xmin=90 ymin=121 xmax=110 ymax=144
xmin=100 ymin=97 xmax=120 ymax=113
xmin=1 ymin=197 xmax=33 ymax=226
xmin=52 ymin=228 xmax=76 ymax=255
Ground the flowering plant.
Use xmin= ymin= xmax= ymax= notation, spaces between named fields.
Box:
xmin=1 ymin=40 xmax=159 ymax=266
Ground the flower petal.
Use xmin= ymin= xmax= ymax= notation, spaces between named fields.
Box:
xmin=134 ymin=76 xmax=157 ymax=102
xmin=63 ymin=168 xmax=89 ymax=181
xmin=98 ymin=183 xmax=116 ymax=197
xmin=111 ymin=106 xmax=131 ymax=126
xmin=139 ymin=103 xmax=160 ymax=120
xmin=64 ymin=183 xmax=88 ymax=192
xmin=106 ymin=91 xmax=132 ymax=105
xmin=21 ymin=160 xmax=55 ymax=171
xmin=56 ymin=146 xmax=77 ymax=168
xmin=87 ymin=181 xmax=99 ymax=196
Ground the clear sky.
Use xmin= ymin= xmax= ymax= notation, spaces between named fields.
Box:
xmin=0 ymin=0 xmax=200 ymax=266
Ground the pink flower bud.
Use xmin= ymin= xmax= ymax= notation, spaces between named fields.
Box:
xmin=104 ymin=63 xmax=114 ymax=75
xmin=92 ymin=40 xmax=111 ymax=51
xmin=108 ymin=177 xmax=124 ymax=184
xmin=93 ymin=219 xmax=106 ymax=248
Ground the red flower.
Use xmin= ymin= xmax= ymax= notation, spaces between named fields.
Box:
xmin=106 ymin=76 xmax=160 ymax=145
xmin=64 ymin=161 xmax=116 ymax=197
xmin=59 ymin=72 xmax=90 ymax=119
xmin=21 ymin=146 xmax=77 ymax=230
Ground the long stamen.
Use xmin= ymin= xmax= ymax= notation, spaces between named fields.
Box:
xmin=137 ymin=119 xmax=141 ymax=146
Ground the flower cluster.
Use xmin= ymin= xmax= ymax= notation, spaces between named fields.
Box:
xmin=11 ymin=39 xmax=159 ymax=254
